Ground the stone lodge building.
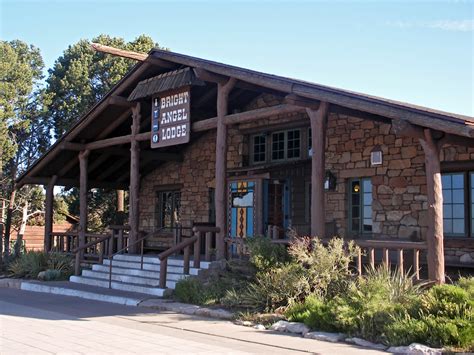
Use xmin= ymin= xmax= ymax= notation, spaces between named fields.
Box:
xmin=17 ymin=46 xmax=474 ymax=284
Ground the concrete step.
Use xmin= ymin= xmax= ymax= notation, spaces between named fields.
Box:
xmin=20 ymin=281 xmax=154 ymax=306
xmin=81 ymin=269 xmax=185 ymax=288
xmin=111 ymin=254 xmax=212 ymax=269
xmin=102 ymin=259 xmax=200 ymax=275
xmin=69 ymin=276 xmax=172 ymax=296
xmin=91 ymin=264 xmax=188 ymax=280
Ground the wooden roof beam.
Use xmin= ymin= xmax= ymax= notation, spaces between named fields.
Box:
xmin=21 ymin=176 xmax=128 ymax=189
xmin=284 ymin=94 xmax=320 ymax=110
xmin=192 ymin=103 xmax=303 ymax=131
xmin=91 ymin=43 xmax=175 ymax=69
xmin=107 ymin=95 xmax=135 ymax=108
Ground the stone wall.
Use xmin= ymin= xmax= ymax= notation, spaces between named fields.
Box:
xmin=138 ymin=92 xmax=474 ymax=264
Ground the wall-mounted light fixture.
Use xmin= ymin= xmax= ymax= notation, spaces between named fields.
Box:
xmin=370 ymin=145 xmax=383 ymax=166
xmin=324 ymin=170 xmax=337 ymax=191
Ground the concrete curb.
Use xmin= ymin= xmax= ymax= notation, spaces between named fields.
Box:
xmin=138 ymin=299 xmax=234 ymax=320
xmin=0 ymin=278 xmax=22 ymax=289
xmin=20 ymin=282 xmax=143 ymax=306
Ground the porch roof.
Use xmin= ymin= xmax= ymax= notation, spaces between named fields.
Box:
xmin=16 ymin=48 xmax=474 ymax=189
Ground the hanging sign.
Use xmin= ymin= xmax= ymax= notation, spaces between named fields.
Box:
xmin=151 ymin=87 xmax=191 ymax=148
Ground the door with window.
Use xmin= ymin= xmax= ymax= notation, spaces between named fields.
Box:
xmin=263 ymin=180 xmax=291 ymax=238
xmin=349 ymin=178 xmax=373 ymax=236
xmin=229 ymin=181 xmax=255 ymax=240
xmin=157 ymin=190 xmax=181 ymax=229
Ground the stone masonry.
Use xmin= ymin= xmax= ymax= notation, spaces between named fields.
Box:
xmin=138 ymin=93 xmax=474 ymax=265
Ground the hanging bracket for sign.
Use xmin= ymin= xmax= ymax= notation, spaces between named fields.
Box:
xmin=151 ymin=87 xmax=191 ymax=148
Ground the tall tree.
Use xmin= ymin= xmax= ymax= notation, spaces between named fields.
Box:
xmin=46 ymin=34 xmax=161 ymax=138
xmin=0 ymin=40 xmax=50 ymax=256
xmin=46 ymin=34 xmax=162 ymax=232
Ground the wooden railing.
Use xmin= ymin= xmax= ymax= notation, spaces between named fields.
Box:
xmin=72 ymin=234 xmax=111 ymax=275
xmin=353 ymin=239 xmax=428 ymax=280
xmin=158 ymin=226 xmax=220 ymax=289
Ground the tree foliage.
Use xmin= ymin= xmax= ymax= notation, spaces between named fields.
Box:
xmin=46 ymin=34 xmax=161 ymax=138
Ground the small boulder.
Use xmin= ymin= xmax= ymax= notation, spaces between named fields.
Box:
xmin=37 ymin=271 xmax=47 ymax=280
xmin=345 ymin=337 xmax=387 ymax=350
xmin=304 ymin=331 xmax=345 ymax=343
xmin=270 ymin=320 xmax=309 ymax=335
xmin=253 ymin=324 xmax=266 ymax=330
xmin=387 ymin=343 xmax=442 ymax=355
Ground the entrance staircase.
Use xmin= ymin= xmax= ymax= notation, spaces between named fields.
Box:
xmin=69 ymin=254 xmax=212 ymax=297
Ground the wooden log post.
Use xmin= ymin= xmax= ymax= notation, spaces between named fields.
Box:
xmin=129 ymin=103 xmax=141 ymax=253
xmin=117 ymin=190 xmax=125 ymax=212
xmin=215 ymin=77 xmax=236 ymax=260
xmin=78 ymin=150 xmax=90 ymax=272
xmin=306 ymin=102 xmax=329 ymax=238
xmin=419 ymin=129 xmax=445 ymax=284
xmin=44 ymin=175 xmax=58 ymax=252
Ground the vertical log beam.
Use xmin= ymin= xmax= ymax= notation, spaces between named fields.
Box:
xmin=419 ymin=129 xmax=445 ymax=284
xmin=215 ymin=78 xmax=236 ymax=260
xmin=44 ymin=175 xmax=58 ymax=252
xmin=78 ymin=150 xmax=90 ymax=261
xmin=307 ymin=102 xmax=329 ymax=238
xmin=129 ymin=103 xmax=141 ymax=253
xmin=117 ymin=190 xmax=125 ymax=212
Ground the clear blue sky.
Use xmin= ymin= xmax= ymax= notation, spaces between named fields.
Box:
xmin=1 ymin=0 xmax=473 ymax=116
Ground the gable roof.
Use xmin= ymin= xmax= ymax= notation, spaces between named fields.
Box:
xmin=16 ymin=48 xmax=474 ymax=188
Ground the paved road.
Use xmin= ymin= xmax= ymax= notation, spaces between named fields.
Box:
xmin=0 ymin=288 xmax=386 ymax=354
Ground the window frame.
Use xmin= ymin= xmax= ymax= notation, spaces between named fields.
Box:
xmin=156 ymin=190 xmax=182 ymax=229
xmin=250 ymin=133 xmax=267 ymax=165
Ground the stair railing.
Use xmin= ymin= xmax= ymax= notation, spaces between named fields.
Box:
xmin=107 ymin=228 xmax=168 ymax=289
xmin=158 ymin=226 xmax=220 ymax=289
xmin=72 ymin=233 xmax=112 ymax=276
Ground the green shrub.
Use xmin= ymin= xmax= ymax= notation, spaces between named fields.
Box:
xmin=222 ymin=263 xmax=308 ymax=312
xmin=47 ymin=253 xmax=74 ymax=278
xmin=8 ymin=251 xmax=48 ymax=278
xmin=457 ymin=276 xmax=474 ymax=299
xmin=286 ymin=294 xmax=338 ymax=331
xmin=174 ymin=278 xmax=209 ymax=304
xmin=289 ymin=237 xmax=359 ymax=297
xmin=384 ymin=315 xmax=429 ymax=345
xmin=8 ymin=251 xmax=75 ymax=280
xmin=246 ymin=236 xmax=290 ymax=270
xmin=43 ymin=269 xmax=62 ymax=281
xmin=419 ymin=284 xmax=473 ymax=319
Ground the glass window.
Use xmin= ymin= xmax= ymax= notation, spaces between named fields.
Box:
xmin=271 ymin=132 xmax=285 ymax=160
xmin=157 ymin=191 xmax=181 ymax=229
xmin=350 ymin=178 xmax=372 ymax=235
xmin=252 ymin=135 xmax=266 ymax=163
xmin=287 ymin=130 xmax=301 ymax=159
xmin=442 ymin=173 xmax=465 ymax=236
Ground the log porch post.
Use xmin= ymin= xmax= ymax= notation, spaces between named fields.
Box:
xmin=117 ymin=190 xmax=125 ymax=212
xmin=78 ymin=150 xmax=90 ymax=258
xmin=419 ymin=129 xmax=445 ymax=284
xmin=44 ymin=175 xmax=58 ymax=252
xmin=215 ymin=78 xmax=236 ymax=260
xmin=129 ymin=103 xmax=141 ymax=253
xmin=307 ymin=102 xmax=329 ymax=238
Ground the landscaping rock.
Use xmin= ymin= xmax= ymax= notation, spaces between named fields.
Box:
xmin=37 ymin=271 xmax=47 ymax=280
xmin=253 ymin=324 xmax=266 ymax=330
xmin=270 ymin=320 xmax=309 ymax=335
xmin=387 ymin=343 xmax=442 ymax=355
xmin=304 ymin=331 xmax=345 ymax=343
xmin=345 ymin=337 xmax=387 ymax=350
xmin=242 ymin=321 xmax=253 ymax=327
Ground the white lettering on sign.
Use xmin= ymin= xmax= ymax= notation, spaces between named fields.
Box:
xmin=160 ymin=108 xmax=188 ymax=125
xmin=161 ymin=92 xmax=189 ymax=109
xmin=151 ymin=88 xmax=191 ymax=149
xmin=161 ymin=125 xmax=187 ymax=141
